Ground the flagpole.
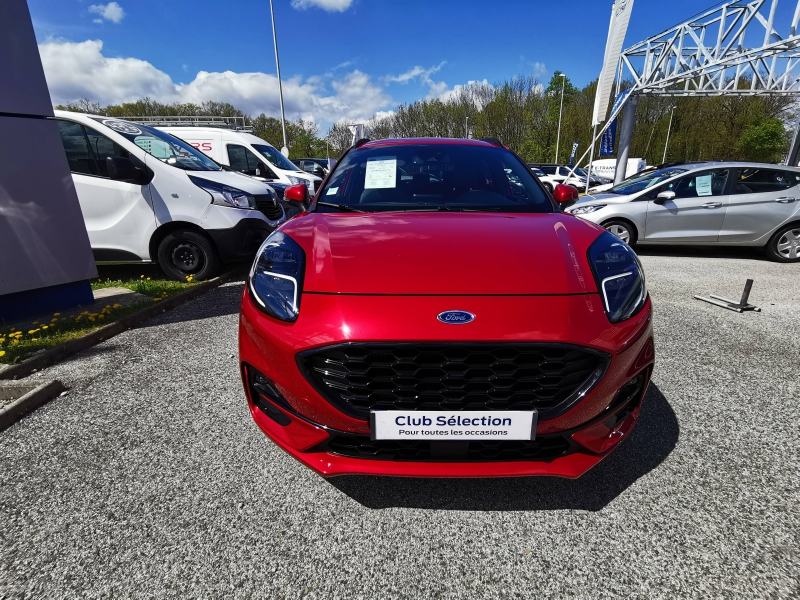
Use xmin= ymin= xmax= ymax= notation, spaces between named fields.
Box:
xmin=269 ymin=0 xmax=289 ymax=157
xmin=586 ymin=126 xmax=596 ymax=194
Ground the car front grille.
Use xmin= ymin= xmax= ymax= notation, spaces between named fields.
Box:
xmin=313 ymin=180 xmax=321 ymax=192
xmin=254 ymin=194 xmax=283 ymax=221
xmin=298 ymin=343 xmax=609 ymax=421
xmin=322 ymin=434 xmax=572 ymax=462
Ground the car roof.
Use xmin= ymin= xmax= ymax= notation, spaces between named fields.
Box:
xmin=358 ymin=138 xmax=499 ymax=149
xmin=663 ymin=160 xmax=800 ymax=172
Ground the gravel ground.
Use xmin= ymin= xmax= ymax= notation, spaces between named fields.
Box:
xmin=1 ymin=249 xmax=798 ymax=599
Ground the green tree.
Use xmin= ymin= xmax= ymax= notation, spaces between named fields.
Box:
xmin=734 ymin=118 xmax=790 ymax=163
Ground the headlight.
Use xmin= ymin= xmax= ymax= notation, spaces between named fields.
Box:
xmin=587 ymin=232 xmax=647 ymax=323
xmin=189 ymin=176 xmax=254 ymax=209
xmin=288 ymin=176 xmax=304 ymax=186
xmin=249 ymin=231 xmax=305 ymax=322
xmin=569 ymin=204 xmax=607 ymax=215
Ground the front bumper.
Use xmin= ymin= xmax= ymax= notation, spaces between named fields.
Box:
xmin=239 ymin=288 xmax=654 ymax=478
xmin=207 ymin=217 xmax=274 ymax=263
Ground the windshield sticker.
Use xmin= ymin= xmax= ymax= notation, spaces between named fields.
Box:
xmin=364 ymin=158 xmax=397 ymax=189
xmin=326 ymin=187 xmax=339 ymax=196
xmin=102 ymin=120 xmax=142 ymax=135
xmin=695 ymin=174 xmax=713 ymax=196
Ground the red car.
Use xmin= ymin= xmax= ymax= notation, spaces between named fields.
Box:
xmin=239 ymin=138 xmax=654 ymax=478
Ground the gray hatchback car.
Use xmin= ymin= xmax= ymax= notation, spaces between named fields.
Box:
xmin=565 ymin=162 xmax=800 ymax=262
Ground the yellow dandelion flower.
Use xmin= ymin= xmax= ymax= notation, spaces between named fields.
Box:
xmin=28 ymin=330 xmax=36 ymax=334
xmin=12 ymin=340 xmax=18 ymax=345
xmin=98 ymin=315 xmax=104 ymax=319
xmin=140 ymin=275 xmax=145 ymax=279
xmin=0 ymin=338 xmax=5 ymax=344
xmin=31 ymin=338 xmax=38 ymax=341
xmin=51 ymin=318 xmax=57 ymax=322
xmin=146 ymin=277 xmax=151 ymax=281
xmin=153 ymin=298 xmax=161 ymax=302
xmin=42 ymin=326 xmax=48 ymax=330
xmin=0 ymin=351 xmax=5 ymax=357
xmin=113 ymin=303 xmax=122 ymax=308
xmin=53 ymin=312 xmax=61 ymax=316
xmin=105 ymin=305 xmax=111 ymax=309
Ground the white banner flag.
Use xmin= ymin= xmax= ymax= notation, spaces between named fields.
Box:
xmin=592 ymin=0 xmax=635 ymax=126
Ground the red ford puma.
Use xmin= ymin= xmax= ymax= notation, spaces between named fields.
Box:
xmin=239 ymin=138 xmax=654 ymax=478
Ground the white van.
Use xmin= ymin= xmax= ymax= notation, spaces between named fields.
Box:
xmin=53 ymin=111 xmax=296 ymax=280
xmin=154 ymin=127 xmax=322 ymax=194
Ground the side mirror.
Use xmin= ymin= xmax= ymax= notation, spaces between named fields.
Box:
xmin=552 ymin=183 xmax=579 ymax=206
xmin=106 ymin=156 xmax=138 ymax=182
xmin=284 ymin=183 xmax=309 ymax=203
xmin=654 ymin=190 xmax=676 ymax=205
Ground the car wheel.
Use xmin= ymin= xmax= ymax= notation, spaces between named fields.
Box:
xmin=603 ymin=220 xmax=637 ymax=246
xmin=764 ymin=223 xmax=800 ymax=262
xmin=157 ymin=230 xmax=220 ymax=281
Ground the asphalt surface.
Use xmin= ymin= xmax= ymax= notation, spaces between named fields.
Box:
xmin=1 ymin=248 xmax=798 ymax=599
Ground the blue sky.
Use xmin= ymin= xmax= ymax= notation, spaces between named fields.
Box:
xmin=28 ymin=0 xmax=734 ymax=129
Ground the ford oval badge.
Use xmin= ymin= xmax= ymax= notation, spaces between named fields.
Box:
xmin=437 ymin=310 xmax=475 ymax=325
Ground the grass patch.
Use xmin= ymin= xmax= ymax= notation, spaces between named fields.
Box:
xmin=0 ymin=266 xmax=199 ymax=365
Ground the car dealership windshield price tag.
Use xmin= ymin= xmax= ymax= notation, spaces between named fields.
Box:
xmin=371 ymin=410 xmax=537 ymax=441
xmin=364 ymin=157 xmax=397 ymax=189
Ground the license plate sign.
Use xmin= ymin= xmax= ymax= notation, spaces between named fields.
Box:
xmin=370 ymin=410 xmax=537 ymax=441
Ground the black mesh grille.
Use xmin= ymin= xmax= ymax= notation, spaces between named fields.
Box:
xmin=323 ymin=434 xmax=572 ymax=462
xmin=254 ymin=194 xmax=283 ymax=220
xmin=298 ymin=343 xmax=608 ymax=420
xmin=313 ymin=180 xmax=321 ymax=192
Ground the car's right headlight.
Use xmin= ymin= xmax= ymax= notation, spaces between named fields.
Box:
xmin=249 ymin=232 xmax=305 ymax=322
xmin=569 ymin=204 xmax=607 ymax=215
xmin=587 ymin=232 xmax=647 ymax=323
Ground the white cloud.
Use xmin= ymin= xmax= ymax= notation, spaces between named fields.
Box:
xmin=290 ymin=0 xmax=354 ymax=12
xmin=88 ymin=2 xmax=125 ymax=23
xmin=38 ymin=39 xmax=392 ymax=126
xmin=532 ymin=62 xmax=547 ymax=77
xmin=385 ymin=63 xmax=449 ymax=100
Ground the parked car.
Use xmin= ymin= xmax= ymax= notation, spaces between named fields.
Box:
xmin=53 ymin=111 xmax=288 ymax=280
xmin=527 ymin=163 xmax=607 ymax=189
xmin=155 ymin=127 xmax=322 ymax=194
xmin=564 ymin=162 xmax=800 ymax=262
xmin=529 ymin=167 xmax=560 ymax=194
xmin=240 ymin=137 xmax=654 ymax=478
xmin=292 ymin=158 xmax=331 ymax=178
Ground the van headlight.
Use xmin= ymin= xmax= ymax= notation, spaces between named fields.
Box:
xmin=189 ymin=176 xmax=255 ymax=209
xmin=569 ymin=204 xmax=607 ymax=215
xmin=249 ymin=232 xmax=305 ymax=322
xmin=587 ymin=232 xmax=647 ymax=323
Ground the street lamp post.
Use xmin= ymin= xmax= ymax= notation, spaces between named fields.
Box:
xmin=269 ymin=0 xmax=289 ymax=157
xmin=554 ymin=73 xmax=566 ymax=163
xmin=465 ymin=115 xmax=469 ymax=139
xmin=662 ymin=105 xmax=676 ymax=164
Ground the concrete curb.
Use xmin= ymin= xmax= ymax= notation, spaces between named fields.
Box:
xmin=0 ymin=380 xmax=64 ymax=431
xmin=0 ymin=269 xmax=242 ymax=381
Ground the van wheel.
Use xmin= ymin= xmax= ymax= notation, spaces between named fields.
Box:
xmin=603 ymin=220 xmax=637 ymax=246
xmin=157 ymin=230 xmax=220 ymax=281
xmin=764 ymin=223 xmax=800 ymax=262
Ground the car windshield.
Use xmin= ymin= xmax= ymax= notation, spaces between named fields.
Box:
xmin=90 ymin=118 xmax=220 ymax=171
xmin=253 ymin=144 xmax=302 ymax=172
xmin=572 ymin=167 xmax=588 ymax=177
xmin=317 ymin=143 xmax=553 ymax=213
xmin=607 ymin=167 xmax=688 ymax=195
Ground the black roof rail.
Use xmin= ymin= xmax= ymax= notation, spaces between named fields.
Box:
xmin=480 ymin=137 xmax=504 ymax=148
xmin=354 ymin=138 xmax=371 ymax=148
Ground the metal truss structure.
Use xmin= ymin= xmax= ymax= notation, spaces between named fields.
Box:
xmin=618 ymin=0 xmax=800 ymax=97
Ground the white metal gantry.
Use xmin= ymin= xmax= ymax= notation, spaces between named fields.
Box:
xmin=618 ymin=0 xmax=800 ymax=97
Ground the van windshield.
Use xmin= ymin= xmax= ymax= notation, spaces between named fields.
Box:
xmin=90 ymin=118 xmax=221 ymax=171
xmin=252 ymin=144 xmax=301 ymax=172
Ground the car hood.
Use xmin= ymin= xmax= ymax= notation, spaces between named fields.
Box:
xmin=573 ymin=192 xmax=633 ymax=205
xmin=280 ymin=212 xmax=603 ymax=295
xmin=188 ymin=170 xmax=274 ymax=194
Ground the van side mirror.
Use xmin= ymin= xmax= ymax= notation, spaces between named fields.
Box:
xmin=654 ymin=190 xmax=676 ymax=205
xmin=106 ymin=156 xmax=138 ymax=182
xmin=284 ymin=183 xmax=309 ymax=203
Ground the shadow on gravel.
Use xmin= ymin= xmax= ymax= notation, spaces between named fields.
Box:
xmin=635 ymin=244 xmax=767 ymax=261
xmin=327 ymin=383 xmax=678 ymax=512
xmin=139 ymin=279 xmax=245 ymax=327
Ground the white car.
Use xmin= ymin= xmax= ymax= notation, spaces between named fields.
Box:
xmin=53 ymin=111 xmax=294 ymax=280
xmin=529 ymin=167 xmax=561 ymax=194
xmin=155 ymin=127 xmax=321 ymax=195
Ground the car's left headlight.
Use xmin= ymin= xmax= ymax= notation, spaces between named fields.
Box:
xmin=587 ymin=231 xmax=647 ymax=323
xmin=189 ymin=176 xmax=255 ymax=209
xmin=249 ymin=231 xmax=305 ymax=322
xmin=569 ymin=204 xmax=607 ymax=215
